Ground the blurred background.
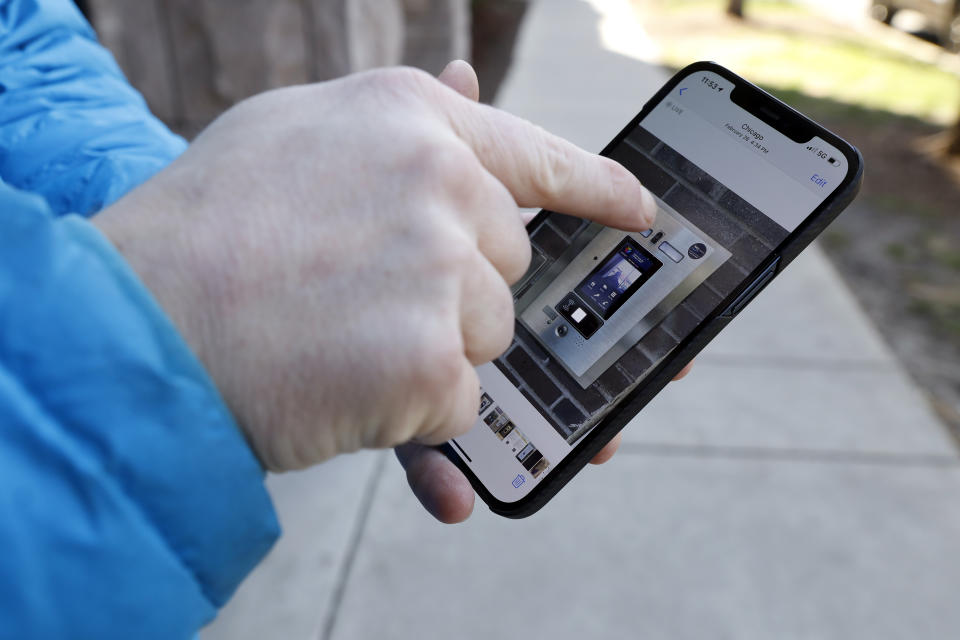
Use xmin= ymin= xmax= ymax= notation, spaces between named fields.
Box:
xmin=78 ymin=0 xmax=960 ymax=438
xmin=76 ymin=0 xmax=960 ymax=638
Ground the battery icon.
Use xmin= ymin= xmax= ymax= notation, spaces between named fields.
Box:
xmin=828 ymin=156 xmax=841 ymax=167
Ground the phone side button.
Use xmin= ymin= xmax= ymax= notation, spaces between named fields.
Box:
xmin=720 ymin=256 xmax=780 ymax=318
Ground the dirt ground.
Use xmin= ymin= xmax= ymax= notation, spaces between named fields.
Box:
xmin=819 ymin=116 xmax=960 ymax=434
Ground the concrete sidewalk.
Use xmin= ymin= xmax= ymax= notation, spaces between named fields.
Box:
xmin=204 ymin=1 xmax=960 ymax=638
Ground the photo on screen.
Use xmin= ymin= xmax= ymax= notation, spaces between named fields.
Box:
xmin=494 ymin=124 xmax=789 ymax=444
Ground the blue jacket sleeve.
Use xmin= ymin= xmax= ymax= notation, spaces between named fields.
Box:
xmin=0 ymin=2 xmax=280 ymax=637
xmin=0 ymin=182 xmax=279 ymax=638
xmin=0 ymin=0 xmax=186 ymax=217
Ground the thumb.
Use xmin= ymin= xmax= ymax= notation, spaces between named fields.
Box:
xmin=437 ymin=59 xmax=480 ymax=102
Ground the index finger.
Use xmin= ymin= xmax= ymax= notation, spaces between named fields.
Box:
xmin=437 ymin=94 xmax=656 ymax=230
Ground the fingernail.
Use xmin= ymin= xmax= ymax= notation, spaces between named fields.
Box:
xmin=441 ymin=59 xmax=470 ymax=75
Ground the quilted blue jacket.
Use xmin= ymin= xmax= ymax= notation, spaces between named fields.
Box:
xmin=0 ymin=1 xmax=280 ymax=637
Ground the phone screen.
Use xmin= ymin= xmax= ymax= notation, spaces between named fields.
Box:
xmin=451 ymin=68 xmax=854 ymax=503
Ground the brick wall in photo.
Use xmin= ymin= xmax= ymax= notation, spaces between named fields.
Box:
xmin=497 ymin=126 xmax=789 ymax=442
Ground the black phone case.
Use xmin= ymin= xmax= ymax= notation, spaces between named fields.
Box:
xmin=442 ymin=61 xmax=864 ymax=519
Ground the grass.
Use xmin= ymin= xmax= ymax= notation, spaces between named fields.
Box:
xmin=928 ymin=237 xmax=960 ymax=272
xmin=910 ymin=298 xmax=960 ymax=339
xmin=868 ymin=191 xmax=945 ymax=218
xmin=821 ymin=229 xmax=851 ymax=250
xmin=638 ymin=0 xmax=960 ymax=126
xmin=940 ymin=250 xmax=960 ymax=272
xmin=886 ymin=242 xmax=909 ymax=262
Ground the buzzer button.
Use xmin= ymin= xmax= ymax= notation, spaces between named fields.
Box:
xmin=555 ymin=293 xmax=603 ymax=339
xmin=658 ymin=241 xmax=684 ymax=263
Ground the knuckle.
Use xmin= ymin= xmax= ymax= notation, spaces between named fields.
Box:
xmin=447 ymin=369 xmax=481 ymax=441
xmin=419 ymin=222 xmax=474 ymax=274
xmin=445 ymin=159 xmax=486 ymax=203
xmin=489 ymin=282 xmax=516 ymax=356
xmin=503 ymin=230 xmax=533 ymax=285
xmin=391 ymin=135 xmax=475 ymax=196
xmin=409 ymin=140 xmax=476 ymax=185
xmin=391 ymin=65 xmax=435 ymax=88
xmin=362 ymin=66 xmax=438 ymax=101
xmin=368 ymin=65 xmax=428 ymax=88
xmin=415 ymin=329 xmax=466 ymax=400
xmin=424 ymin=142 xmax=475 ymax=182
xmin=372 ymin=427 xmax=407 ymax=451
xmin=371 ymin=320 xmax=465 ymax=449
xmin=533 ymin=134 xmax=575 ymax=201
xmin=463 ymin=261 xmax=516 ymax=364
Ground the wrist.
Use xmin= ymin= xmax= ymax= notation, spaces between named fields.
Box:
xmin=92 ymin=188 xmax=219 ymax=381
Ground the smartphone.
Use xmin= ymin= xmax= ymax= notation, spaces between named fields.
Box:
xmin=444 ymin=61 xmax=863 ymax=518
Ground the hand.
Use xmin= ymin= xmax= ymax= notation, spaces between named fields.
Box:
xmin=395 ymin=61 xmax=696 ymax=524
xmin=93 ymin=61 xmax=656 ymax=473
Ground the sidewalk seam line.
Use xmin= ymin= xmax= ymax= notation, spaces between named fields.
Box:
xmin=694 ymin=356 xmax=897 ymax=371
xmin=318 ymin=450 xmax=389 ymax=640
xmin=618 ymin=442 xmax=960 ymax=467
